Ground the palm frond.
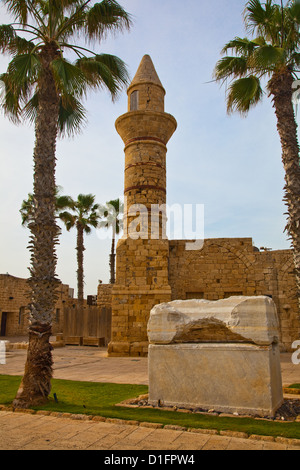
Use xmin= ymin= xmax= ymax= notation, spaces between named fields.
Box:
xmin=58 ymin=93 xmax=87 ymax=137
xmin=0 ymin=24 xmax=16 ymax=52
xmin=20 ymin=192 xmax=34 ymax=226
xmin=4 ymin=0 xmax=29 ymax=23
xmin=214 ymin=56 xmax=249 ymax=82
xmin=51 ymin=57 xmax=86 ymax=95
xmin=288 ymin=0 xmax=300 ymax=25
xmin=2 ymin=53 xmax=40 ymax=117
xmin=81 ymin=210 xmax=100 ymax=232
xmin=291 ymin=51 xmax=300 ymax=68
xmin=54 ymin=1 xmax=87 ymax=41
xmin=95 ymin=53 xmax=129 ymax=85
xmin=221 ymin=37 xmax=258 ymax=56
xmin=85 ymin=0 xmax=132 ymax=41
xmin=244 ymin=0 xmax=277 ymax=37
xmin=99 ymin=198 xmax=123 ymax=233
xmin=107 ymin=198 xmax=123 ymax=213
xmin=59 ymin=210 xmax=76 ymax=230
xmin=8 ymin=35 xmax=36 ymax=55
xmin=77 ymin=193 xmax=97 ymax=212
xmin=59 ymin=193 xmax=101 ymax=232
xmin=88 ymin=213 xmax=100 ymax=229
xmin=0 ymin=71 xmax=23 ymax=122
xmin=19 ymin=186 xmax=74 ymax=229
xmin=76 ymin=53 xmax=129 ymax=100
xmin=251 ymin=36 xmax=267 ymax=46
xmin=18 ymin=86 xmax=87 ymax=136
xmin=1 ymin=0 xmax=131 ymax=134
xmin=83 ymin=223 xmax=92 ymax=233
xmin=250 ymin=44 xmax=285 ymax=70
xmin=22 ymin=91 xmax=38 ymax=123
xmin=52 ymin=0 xmax=85 ymax=9
xmin=226 ymin=75 xmax=264 ymax=115
xmin=56 ymin=194 xmax=74 ymax=209
xmin=8 ymin=52 xmax=41 ymax=84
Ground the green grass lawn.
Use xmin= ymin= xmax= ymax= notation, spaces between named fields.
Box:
xmin=0 ymin=375 xmax=148 ymax=415
xmin=289 ymin=384 xmax=300 ymax=390
xmin=1 ymin=374 xmax=300 ymax=440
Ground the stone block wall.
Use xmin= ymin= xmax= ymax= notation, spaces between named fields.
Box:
xmin=97 ymin=284 xmax=113 ymax=309
xmin=0 ymin=274 xmax=71 ymax=337
xmin=108 ymin=237 xmax=171 ymax=357
xmin=99 ymin=237 xmax=299 ymax=355
xmin=168 ymin=238 xmax=300 ymax=351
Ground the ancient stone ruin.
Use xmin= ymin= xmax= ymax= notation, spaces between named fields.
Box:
xmin=2 ymin=55 xmax=299 ymax=355
xmin=105 ymin=54 xmax=300 ymax=357
xmin=147 ymin=296 xmax=284 ymax=417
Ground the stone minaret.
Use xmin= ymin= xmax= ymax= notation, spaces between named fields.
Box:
xmin=108 ymin=55 xmax=177 ymax=357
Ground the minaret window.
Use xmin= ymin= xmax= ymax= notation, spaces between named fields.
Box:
xmin=130 ymin=90 xmax=139 ymax=111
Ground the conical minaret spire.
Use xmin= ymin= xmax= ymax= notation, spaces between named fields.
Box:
xmin=126 ymin=54 xmax=166 ymax=113
xmin=129 ymin=54 xmax=164 ymax=89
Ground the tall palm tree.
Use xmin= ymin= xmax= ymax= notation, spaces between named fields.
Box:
xmin=214 ymin=0 xmax=300 ymax=308
xmin=99 ymin=198 xmax=123 ymax=284
xmin=59 ymin=194 xmax=100 ymax=305
xmin=0 ymin=0 xmax=131 ymax=408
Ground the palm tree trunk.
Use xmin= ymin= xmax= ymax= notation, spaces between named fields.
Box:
xmin=13 ymin=46 xmax=60 ymax=408
xmin=110 ymin=229 xmax=116 ymax=284
xmin=268 ymin=69 xmax=300 ymax=311
xmin=76 ymin=222 xmax=85 ymax=306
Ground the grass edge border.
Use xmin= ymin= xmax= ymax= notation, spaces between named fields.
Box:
xmin=0 ymin=404 xmax=300 ymax=448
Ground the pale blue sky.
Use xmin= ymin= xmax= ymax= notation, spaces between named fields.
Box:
xmin=0 ymin=0 xmax=293 ymax=296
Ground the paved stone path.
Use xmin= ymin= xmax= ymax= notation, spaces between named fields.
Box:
xmin=0 ymin=410 xmax=299 ymax=451
xmin=0 ymin=342 xmax=300 ymax=451
xmin=0 ymin=345 xmax=148 ymax=384
xmin=1 ymin=345 xmax=299 ymax=387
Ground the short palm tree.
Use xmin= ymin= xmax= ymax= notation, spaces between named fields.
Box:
xmin=59 ymin=194 xmax=100 ymax=305
xmin=99 ymin=198 xmax=123 ymax=284
xmin=214 ymin=0 xmax=300 ymax=307
xmin=20 ymin=185 xmax=71 ymax=226
xmin=0 ymin=0 xmax=131 ymax=408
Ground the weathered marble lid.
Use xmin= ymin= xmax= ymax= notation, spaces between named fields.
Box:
xmin=147 ymin=296 xmax=280 ymax=346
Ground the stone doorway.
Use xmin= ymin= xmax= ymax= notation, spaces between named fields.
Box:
xmin=0 ymin=312 xmax=8 ymax=336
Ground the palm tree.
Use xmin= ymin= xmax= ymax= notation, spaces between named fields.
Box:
xmin=213 ymin=0 xmax=300 ymax=308
xmin=20 ymin=185 xmax=71 ymax=226
xmin=59 ymin=194 xmax=100 ymax=305
xmin=0 ymin=0 xmax=131 ymax=408
xmin=21 ymin=189 xmax=98 ymax=306
xmin=99 ymin=198 xmax=123 ymax=284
